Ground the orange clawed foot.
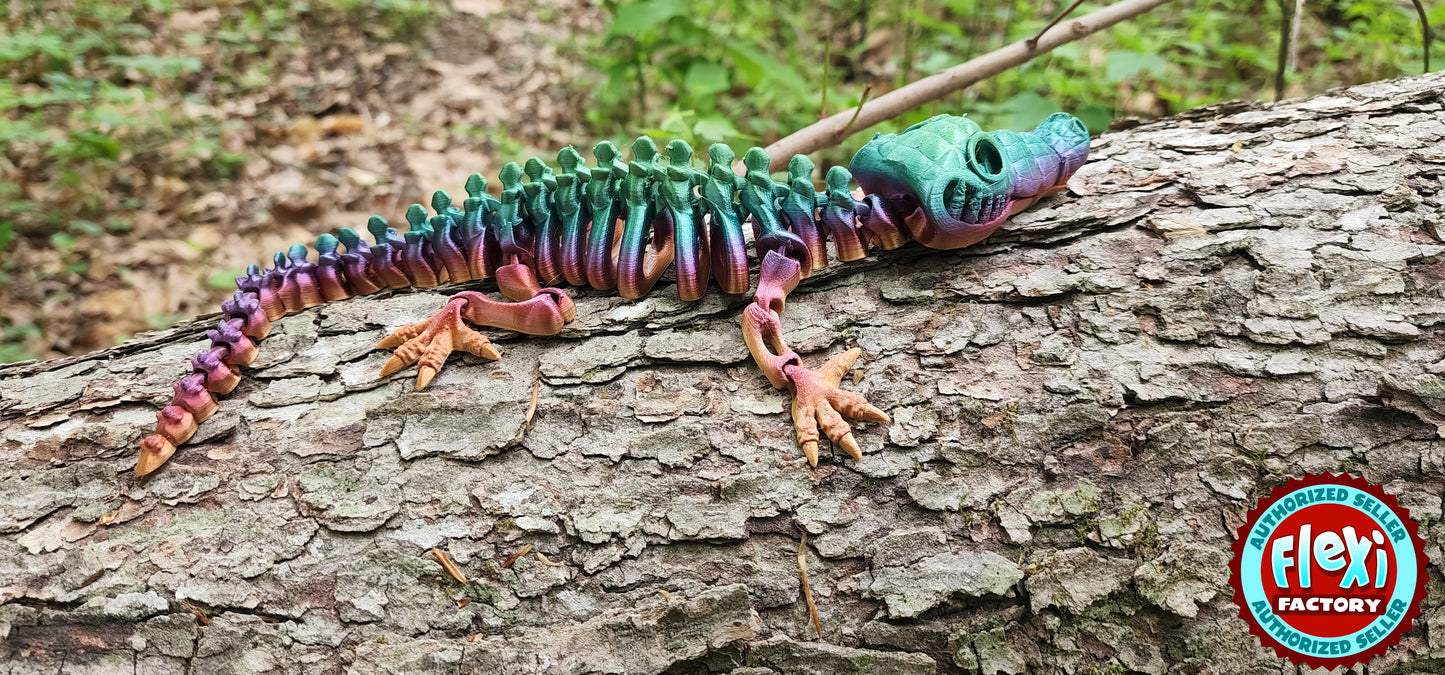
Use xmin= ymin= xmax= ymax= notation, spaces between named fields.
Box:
xmin=377 ymin=295 xmax=501 ymax=390
xmin=783 ymin=347 xmax=890 ymax=466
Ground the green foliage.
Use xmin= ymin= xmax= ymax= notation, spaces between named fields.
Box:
xmin=587 ymin=0 xmax=815 ymax=149
xmin=0 ymin=0 xmax=440 ymax=362
xmin=582 ymin=0 xmax=1437 ymax=162
xmin=0 ymin=323 xmax=41 ymax=364
xmin=0 ymin=0 xmax=439 ymax=250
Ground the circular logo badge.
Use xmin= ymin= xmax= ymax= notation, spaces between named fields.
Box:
xmin=1230 ymin=473 xmax=1428 ymax=669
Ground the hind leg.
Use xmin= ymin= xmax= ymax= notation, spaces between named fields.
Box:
xmin=376 ymin=261 xmax=575 ymax=389
xmin=742 ymin=251 xmax=890 ymax=465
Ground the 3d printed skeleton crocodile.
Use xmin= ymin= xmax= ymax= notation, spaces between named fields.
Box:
xmin=135 ymin=113 xmax=1090 ymax=476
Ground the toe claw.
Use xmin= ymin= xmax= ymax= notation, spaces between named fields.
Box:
xmin=801 ymin=441 xmax=820 ymax=466
xmin=458 ymin=331 xmax=501 ymax=360
xmin=416 ymin=365 xmax=437 ymax=391
xmin=419 ymin=331 xmax=453 ymax=372
xmin=379 ymin=354 xmax=407 ymax=378
xmin=376 ymin=321 xmax=427 ymax=349
xmin=831 ymin=393 xmax=891 ymax=424
xmin=818 ymin=347 xmax=861 ymax=385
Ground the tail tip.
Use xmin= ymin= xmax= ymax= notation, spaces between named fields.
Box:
xmin=136 ymin=434 xmax=177 ymax=476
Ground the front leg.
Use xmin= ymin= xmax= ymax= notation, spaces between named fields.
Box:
xmin=376 ymin=261 xmax=575 ymax=390
xmin=742 ymin=251 xmax=890 ymax=465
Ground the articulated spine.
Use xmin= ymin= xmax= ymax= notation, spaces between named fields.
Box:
xmin=135 ymin=112 xmax=1091 ymax=475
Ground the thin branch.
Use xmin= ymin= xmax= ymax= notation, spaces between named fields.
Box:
xmin=763 ymin=0 xmax=1177 ymax=170
xmin=432 ymin=548 xmax=469 ymax=584
xmin=798 ymin=533 xmax=822 ymax=638
xmin=819 ymin=42 xmax=831 ymax=119
xmin=1026 ymin=0 xmax=1088 ymax=50
xmin=1274 ymin=0 xmax=1297 ymax=99
xmin=1287 ymin=0 xmax=1303 ymax=73
xmin=839 ymin=85 xmax=873 ymax=137
xmin=1411 ymin=0 xmax=1433 ymax=74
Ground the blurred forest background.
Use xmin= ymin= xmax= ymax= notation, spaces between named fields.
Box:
xmin=0 ymin=0 xmax=1439 ymax=363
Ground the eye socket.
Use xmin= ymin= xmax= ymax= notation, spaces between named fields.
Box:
xmin=968 ymin=136 xmax=1005 ymax=180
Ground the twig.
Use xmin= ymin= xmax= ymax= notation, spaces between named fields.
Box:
xmin=798 ymin=533 xmax=822 ymax=638
xmin=839 ymin=85 xmax=873 ymax=138
xmin=1410 ymin=0 xmax=1433 ymax=74
xmin=1026 ymin=0 xmax=1088 ymax=50
xmin=181 ymin=601 xmax=210 ymax=627
xmin=502 ymin=543 xmax=533 ymax=569
xmin=762 ymin=0 xmax=1176 ymax=170
xmin=1274 ymin=0 xmax=1299 ymax=99
xmin=1287 ymin=0 xmax=1303 ymax=73
xmin=819 ymin=42 xmax=831 ymax=119
xmin=524 ymin=381 xmax=540 ymax=431
xmin=432 ymin=548 xmax=469 ymax=584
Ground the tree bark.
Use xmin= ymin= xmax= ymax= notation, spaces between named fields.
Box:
xmin=2 ymin=72 xmax=1444 ymax=674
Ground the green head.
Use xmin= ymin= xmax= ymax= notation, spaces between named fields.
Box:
xmin=848 ymin=113 xmax=1090 ymax=249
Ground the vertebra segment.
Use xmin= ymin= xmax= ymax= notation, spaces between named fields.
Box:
xmin=701 ymin=144 xmax=750 ymax=295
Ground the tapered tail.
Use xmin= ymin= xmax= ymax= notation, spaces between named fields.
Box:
xmin=136 ymin=290 xmax=269 ymax=475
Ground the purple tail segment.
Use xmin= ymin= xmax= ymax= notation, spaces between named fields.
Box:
xmin=136 ymin=113 xmax=1090 ymax=476
xmin=137 ymin=290 xmax=268 ymax=475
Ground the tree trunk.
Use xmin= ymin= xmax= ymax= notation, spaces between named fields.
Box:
xmin=2 ymin=72 xmax=1443 ymax=675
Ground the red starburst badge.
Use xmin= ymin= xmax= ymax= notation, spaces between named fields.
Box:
xmin=1230 ymin=473 xmax=1428 ymax=669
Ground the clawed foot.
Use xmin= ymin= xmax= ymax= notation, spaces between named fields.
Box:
xmin=377 ymin=296 xmax=501 ymax=390
xmin=784 ymin=348 xmax=890 ymax=466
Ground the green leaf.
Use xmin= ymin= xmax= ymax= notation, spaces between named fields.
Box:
xmin=209 ymin=268 xmax=246 ymax=289
xmin=608 ymin=0 xmax=686 ymax=37
xmin=54 ymin=129 xmax=121 ymax=161
xmin=0 ymin=33 xmax=68 ymax=64
xmin=692 ymin=116 xmax=738 ymax=143
xmin=684 ymin=62 xmax=730 ymax=96
xmin=724 ymin=43 xmax=765 ymax=88
xmin=1002 ymin=93 xmax=1060 ymax=132
xmin=78 ymin=107 xmax=145 ymax=128
xmin=1075 ymin=104 xmax=1114 ymax=134
xmin=50 ymin=232 xmax=78 ymax=250
xmin=0 ymin=341 xmax=37 ymax=364
xmin=0 ymin=118 xmax=48 ymax=144
xmin=103 ymin=55 xmax=202 ymax=78
xmin=1104 ymin=51 xmax=1167 ymax=84
xmin=69 ymin=219 xmax=102 ymax=236
xmin=724 ymin=41 xmax=807 ymax=94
